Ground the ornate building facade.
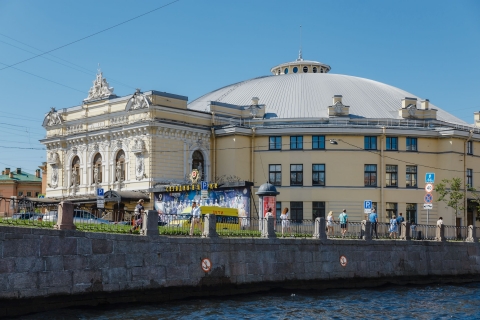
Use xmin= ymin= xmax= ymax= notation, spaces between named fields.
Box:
xmin=41 ymin=57 xmax=480 ymax=226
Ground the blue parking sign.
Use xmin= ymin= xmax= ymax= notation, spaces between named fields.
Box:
xmin=425 ymin=173 xmax=435 ymax=183
xmin=97 ymin=188 xmax=104 ymax=197
xmin=364 ymin=200 xmax=372 ymax=213
xmin=201 ymin=181 xmax=208 ymax=190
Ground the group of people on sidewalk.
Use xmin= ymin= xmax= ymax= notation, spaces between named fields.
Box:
xmin=327 ymin=209 xmax=349 ymax=238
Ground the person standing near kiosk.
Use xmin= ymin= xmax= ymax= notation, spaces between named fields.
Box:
xmin=189 ymin=201 xmax=201 ymax=236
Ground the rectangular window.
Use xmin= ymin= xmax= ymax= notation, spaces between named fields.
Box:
xmin=386 ymin=165 xmax=398 ymax=187
xmin=364 ymin=164 xmax=377 ymax=186
xmin=386 ymin=137 xmax=398 ymax=150
xmin=269 ymin=164 xmax=282 ymax=186
xmin=269 ymin=136 xmax=282 ymax=150
xmin=386 ymin=202 xmax=398 ymax=219
xmin=276 ymin=202 xmax=282 ymax=219
xmin=312 ymin=201 xmax=325 ymax=220
xmin=406 ymin=203 xmax=417 ymax=224
xmin=364 ymin=136 xmax=377 ymax=150
xmin=406 ymin=165 xmax=417 ymax=188
xmin=312 ymin=164 xmax=325 ymax=186
xmin=467 ymin=168 xmax=473 ymax=187
xmin=26 ymin=192 xmax=32 ymax=197
xmin=468 ymin=141 xmax=473 ymax=155
xmin=406 ymin=137 xmax=417 ymax=151
xmin=291 ymin=201 xmax=303 ymax=222
xmin=290 ymin=164 xmax=303 ymax=186
xmin=18 ymin=191 xmax=23 ymax=196
xmin=290 ymin=136 xmax=303 ymax=150
xmin=312 ymin=135 xmax=325 ymax=150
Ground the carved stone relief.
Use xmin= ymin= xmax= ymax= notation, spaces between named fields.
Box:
xmin=43 ymin=107 xmax=63 ymax=127
xmin=126 ymin=89 xmax=150 ymax=111
xmin=135 ymin=154 xmax=145 ymax=180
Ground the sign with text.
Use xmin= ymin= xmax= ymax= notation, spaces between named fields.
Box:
xmin=425 ymin=183 xmax=434 ymax=193
xmin=423 ymin=204 xmax=433 ymax=210
xmin=364 ymin=200 xmax=373 ymax=214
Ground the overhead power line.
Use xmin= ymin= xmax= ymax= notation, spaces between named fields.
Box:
xmin=0 ymin=0 xmax=181 ymax=72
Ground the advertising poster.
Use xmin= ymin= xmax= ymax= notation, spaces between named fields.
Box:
xmin=154 ymin=186 xmax=251 ymax=219
xmin=262 ymin=196 xmax=276 ymax=219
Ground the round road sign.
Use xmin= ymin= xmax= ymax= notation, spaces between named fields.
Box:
xmin=201 ymin=258 xmax=212 ymax=272
xmin=339 ymin=255 xmax=348 ymax=267
xmin=425 ymin=183 xmax=434 ymax=193
xmin=424 ymin=193 xmax=433 ymax=204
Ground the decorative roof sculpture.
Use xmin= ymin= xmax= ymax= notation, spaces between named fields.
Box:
xmin=84 ymin=69 xmax=115 ymax=102
xmin=42 ymin=107 xmax=63 ymax=127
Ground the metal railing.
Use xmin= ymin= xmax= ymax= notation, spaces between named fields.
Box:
xmin=0 ymin=199 xmax=478 ymax=242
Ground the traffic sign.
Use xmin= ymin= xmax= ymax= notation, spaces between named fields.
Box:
xmin=425 ymin=183 xmax=434 ymax=193
xmin=364 ymin=200 xmax=373 ymax=214
xmin=96 ymin=188 xmax=105 ymax=198
xmin=339 ymin=255 xmax=348 ymax=267
xmin=425 ymin=173 xmax=435 ymax=183
xmin=201 ymin=190 xmax=208 ymax=199
xmin=423 ymin=204 xmax=433 ymax=210
xmin=424 ymin=193 xmax=433 ymax=204
xmin=97 ymin=199 xmax=105 ymax=208
xmin=201 ymin=181 xmax=208 ymax=190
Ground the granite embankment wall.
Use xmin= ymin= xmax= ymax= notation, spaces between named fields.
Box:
xmin=0 ymin=225 xmax=479 ymax=317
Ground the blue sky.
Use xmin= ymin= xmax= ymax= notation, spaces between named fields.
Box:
xmin=0 ymin=0 xmax=479 ymax=175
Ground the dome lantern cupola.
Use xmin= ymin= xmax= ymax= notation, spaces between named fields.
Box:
xmin=270 ymin=53 xmax=331 ymax=75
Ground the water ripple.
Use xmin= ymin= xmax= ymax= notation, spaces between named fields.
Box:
xmin=18 ymin=282 xmax=480 ymax=320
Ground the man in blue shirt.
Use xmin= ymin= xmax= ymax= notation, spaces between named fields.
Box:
xmin=396 ymin=212 xmax=405 ymax=237
xmin=339 ymin=209 xmax=348 ymax=238
xmin=369 ymin=208 xmax=378 ymax=239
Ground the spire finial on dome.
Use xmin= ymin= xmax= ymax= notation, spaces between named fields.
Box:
xmin=297 ymin=25 xmax=303 ymax=61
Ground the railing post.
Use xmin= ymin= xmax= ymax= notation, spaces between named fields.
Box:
xmin=203 ymin=214 xmax=218 ymax=238
xmin=466 ymin=225 xmax=477 ymax=242
xmin=140 ymin=210 xmax=159 ymax=236
xmin=313 ymin=217 xmax=327 ymax=240
xmin=54 ymin=201 xmax=76 ymax=230
xmin=263 ymin=216 xmax=276 ymax=239
xmin=436 ymin=224 xmax=446 ymax=242
xmin=400 ymin=221 xmax=411 ymax=241
xmin=362 ymin=220 xmax=372 ymax=241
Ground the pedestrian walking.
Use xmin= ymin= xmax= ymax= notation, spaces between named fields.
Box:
xmin=437 ymin=217 xmax=443 ymax=226
xmin=189 ymin=201 xmax=201 ymax=236
xmin=326 ymin=211 xmax=335 ymax=237
xmin=410 ymin=220 xmax=417 ymax=239
xmin=389 ymin=214 xmax=398 ymax=239
xmin=339 ymin=209 xmax=348 ymax=238
xmin=130 ymin=199 xmax=145 ymax=233
xmin=280 ymin=207 xmax=290 ymax=237
xmin=369 ymin=208 xmax=378 ymax=239
xmin=397 ymin=212 xmax=405 ymax=236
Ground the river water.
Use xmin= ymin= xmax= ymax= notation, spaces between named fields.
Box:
xmin=20 ymin=282 xmax=480 ymax=319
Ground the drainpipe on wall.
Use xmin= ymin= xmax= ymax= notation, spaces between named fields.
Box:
xmin=380 ymin=127 xmax=386 ymax=222
xmin=251 ymin=127 xmax=256 ymax=218
xmin=211 ymin=112 xmax=216 ymax=181
xmin=464 ymin=130 xmax=474 ymax=226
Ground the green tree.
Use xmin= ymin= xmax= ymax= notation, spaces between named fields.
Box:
xmin=435 ymin=177 xmax=465 ymax=216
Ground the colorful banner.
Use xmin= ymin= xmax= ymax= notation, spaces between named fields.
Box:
xmin=154 ymin=186 xmax=251 ymax=219
xmin=262 ymin=196 xmax=276 ymax=219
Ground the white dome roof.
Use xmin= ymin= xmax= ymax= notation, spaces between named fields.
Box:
xmin=188 ymin=73 xmax=466 ymax=125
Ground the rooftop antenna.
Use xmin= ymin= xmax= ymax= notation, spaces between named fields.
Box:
xmin=298 ymin=25 xmax=303 ymax=61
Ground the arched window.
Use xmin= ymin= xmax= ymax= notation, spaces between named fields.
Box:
xmin=72 ymin=156 xmax=80 ymax=186
xmin=115 ymin=150 xmax=125 ymax=182
xmin=192 ymin=150 xmax=204 ymax=180
xmin=93 ymin=153 xmax=102 ymax=184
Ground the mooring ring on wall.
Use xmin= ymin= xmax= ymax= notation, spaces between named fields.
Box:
xmin=201 ymin=258 xmax=212 ymax=272
xmin=340 ymin=255 xmax=348 ymax=267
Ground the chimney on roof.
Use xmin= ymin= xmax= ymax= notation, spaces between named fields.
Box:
xmin=251 ymin=97 xmax=259 ymax=106
xmin=16 ymin=168 xmax=21 ymax=174
xmin=333 ymin=95 xmax=343 ymax=105
xmin=420 ymin=99 xmax=429 ymax=110
xmin=5 ymin=168 xmax=10 ymax=175
xmin=35 ymin=169 xmax=40 ymax=178
xmin=9 ymin=172 xmax=13 ymax=179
